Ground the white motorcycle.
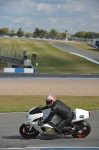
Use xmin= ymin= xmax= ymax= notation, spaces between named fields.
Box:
xmin=19 ymin=106 xmax=91 ymax=138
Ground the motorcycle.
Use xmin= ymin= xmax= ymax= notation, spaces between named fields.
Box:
xmin=19 ymin=106 xmax=91 ymax=138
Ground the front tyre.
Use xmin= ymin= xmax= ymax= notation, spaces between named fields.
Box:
xmin=19 ymin=124 xmax=39 ymax=139
xmin=72 ymin=121 xmax=91 ymax=138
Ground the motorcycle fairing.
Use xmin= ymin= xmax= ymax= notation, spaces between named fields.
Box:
xmin=72 ymin=108 xmax=90 ymax=122
xmin=25 ymin=113 xmax=43 ymax=125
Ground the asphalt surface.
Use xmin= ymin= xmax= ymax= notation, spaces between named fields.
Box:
xmin=0 ymin=111 xmax=99 ymax=148
xmin=0 ymin=73 xmax=99 ymax=78
xmin=51 ymin=42 xmax=99 ymax=62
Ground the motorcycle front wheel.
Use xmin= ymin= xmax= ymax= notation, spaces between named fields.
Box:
xmin=72 ymin=121 xmax=91 ymax=138
xmin=19 ymin=124 xmax=39 ymax=139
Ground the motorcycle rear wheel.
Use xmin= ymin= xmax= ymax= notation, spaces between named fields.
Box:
xmin=72 ymin=121 xmax=91 ymax=138
xmin=19 ymin=124 xmax=39 ymax=139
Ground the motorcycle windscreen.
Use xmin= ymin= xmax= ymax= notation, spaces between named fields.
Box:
xmin=43 ymin=108 xmax=51 ymax=119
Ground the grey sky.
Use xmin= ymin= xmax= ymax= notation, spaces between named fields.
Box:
xmin=0 ymin=0 xmax=99 ymax=34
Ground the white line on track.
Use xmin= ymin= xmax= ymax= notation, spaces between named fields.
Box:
xmin=70 ymin=52 xmax=99 ymax=64
xmin=50 ymin=42 xmax=99 ymax=65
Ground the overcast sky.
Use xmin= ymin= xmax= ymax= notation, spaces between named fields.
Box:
xmin=0 ymin=0 xmax=99 ymax=34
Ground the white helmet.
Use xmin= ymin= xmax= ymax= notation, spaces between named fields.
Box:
xmin=46 ymin=95 xmax=56 ymax=107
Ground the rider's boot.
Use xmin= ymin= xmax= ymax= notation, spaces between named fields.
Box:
xmin=61 ymin=126 xmax=72 ymax=133
xmin=53 ymin=127 xmax=60 ymax=134
xmin=54 ymin=126 xmax=72 ymax=134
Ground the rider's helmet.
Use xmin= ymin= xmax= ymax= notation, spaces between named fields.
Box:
xmin=46 ymin=95 xmax=56 ymax=107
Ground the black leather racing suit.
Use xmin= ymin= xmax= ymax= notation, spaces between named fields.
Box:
xmin=42 ymin=100 xmax=72 ymax=133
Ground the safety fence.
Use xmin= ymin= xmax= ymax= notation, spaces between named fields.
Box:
xmin=0 ymin=47 xmax=32 ymax=66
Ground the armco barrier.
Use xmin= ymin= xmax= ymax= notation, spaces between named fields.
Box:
xmin=3 ymin=68 xmax=36 ymax=73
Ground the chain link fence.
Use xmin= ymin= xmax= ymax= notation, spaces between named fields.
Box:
xmin=0 ymin=47 xmax=33 ymax=67
xmin=0 ymin=47 xmax=32 ymax=67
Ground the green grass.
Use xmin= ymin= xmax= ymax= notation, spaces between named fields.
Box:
xmin=0 ymin=38 xmax=99 ymax=74
xmin=0 ymin=95 xmax=99 ymax=112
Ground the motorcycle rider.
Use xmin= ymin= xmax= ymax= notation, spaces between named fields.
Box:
xmin=41 ymin=95 xmax=73 ymax=134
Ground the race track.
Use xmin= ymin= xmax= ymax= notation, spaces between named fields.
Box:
xmin=51 ymin=42 xmax=99 ymax=62
xmin=0 ymin=41 xmax=99 ymax=149
xmin=0 ymin=111 xmax=99 ymax=148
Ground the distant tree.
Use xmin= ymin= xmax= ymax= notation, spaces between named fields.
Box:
xmin=56 ymin=32 xmax=62 ymax=38
xmin=56 ymin=32 xmax=66 ymax=38
xmin=25 ymin=32 xmax=33 ymax=37
xmin=0 ymin=27 xmax=9 ymax=35
xmin=84 ymin=32 xmax=93 ymax=38
xmin=17 ymin=28 xmax=24 ymax=36
xmin=40 ymin=29 xmax=49 ymax=37
xmin=33 ymin=28 xmax=41 ymax=37
xmin=61 ymin=32 xmax=66 ymax=38
xmin=95 ymin=32 xmax=99 ymax=38
xmin=33 ymin=28 xmax=49 ymax=37
xmin=85 ymin=32 xmax=99 ymax=38
xmin=10 ymin=30 xmax=15 ymax=36
xmin=74 ymin=31 xmax=86 ymax=38
xmin=73 ymin=31 xmax=99 ymax=38
xmin=0 ymin=29 xmax=2 ymax=35
xmin=50 ymin=29 xmax=57 ymax=38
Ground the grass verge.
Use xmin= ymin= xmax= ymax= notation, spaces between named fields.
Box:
xmin=0 ymin=95 xmax=99 ymax=112
xmin=0 ymin=38 xmax=99 ymax=74
xmin=66 ymin=41 xmax=99 ymax=52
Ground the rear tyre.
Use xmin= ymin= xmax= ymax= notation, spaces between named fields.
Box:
xmin=19 ymin=124 xmax=39 ymax=139
xmin=72 ymin=121 xmax=91 ymax=138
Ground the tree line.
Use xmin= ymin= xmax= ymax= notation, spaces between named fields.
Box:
xmin=0 ymin=27 xmax=66 ymax=39
xmin=73 ymin=31 xmax=99 ymax=38
xmin=0 ymin=27 xmax=99 ymax=39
